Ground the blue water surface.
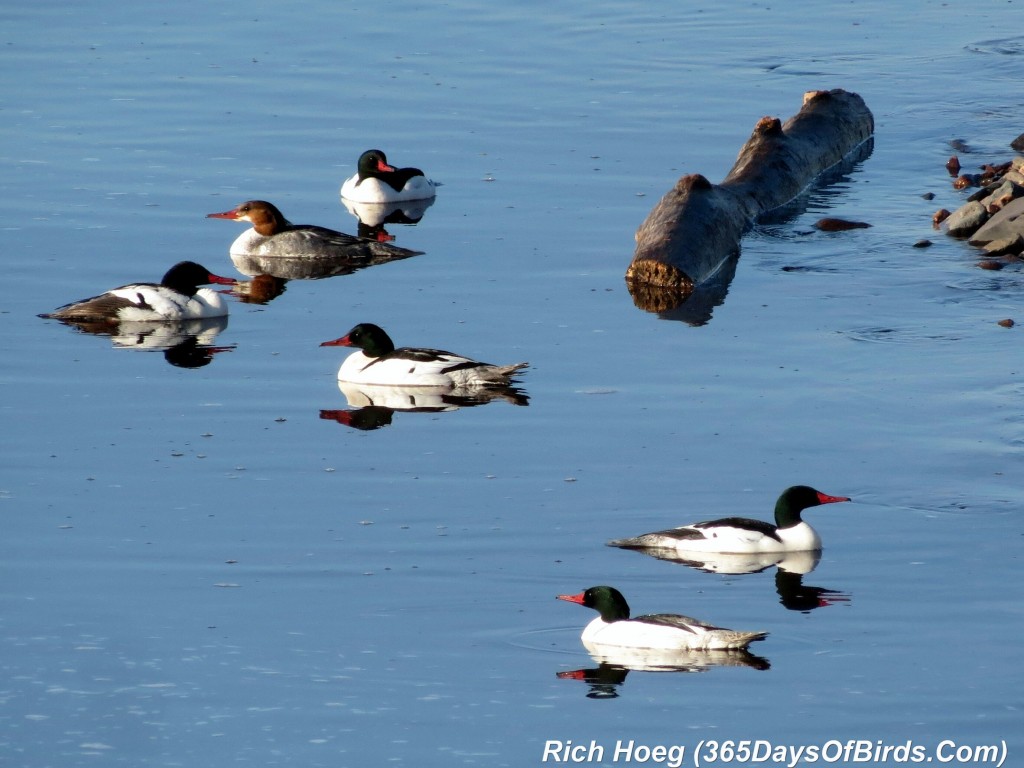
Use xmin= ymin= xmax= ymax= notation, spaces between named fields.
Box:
xmin=2 ymin=1 xmax=1023 ymax=766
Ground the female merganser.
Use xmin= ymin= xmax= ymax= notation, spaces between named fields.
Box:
xmin=206 ymin=200 xmax=423 ymax=259
xmin=340 ymin=149 xmax=437 ymax=203
xmin=557 ymin=586 xmax=767 ymax=651
xmin=40 ymin=261 xmax=235 ymax=324
xmin=320 ymin=322 xmax=528 ymax=388
xmin=608 ymin=485 xmax=851 ymax=555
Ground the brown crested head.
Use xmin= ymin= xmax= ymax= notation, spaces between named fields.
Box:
xmin=206 ymin=200 xmax=290 ymax=236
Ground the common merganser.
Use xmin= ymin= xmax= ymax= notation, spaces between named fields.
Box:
xmin=319 ymin=323 xmax=528 ymax=388
xmin=557 ymin=586 xmax=767 ymax=651
xmin=608 ymin=485 xmax=851 ymax=555
xmin=206 ymin=200 xmax=423 ymax=260
xmin=40 ymin=261 xmax=235 ymax=324
xmin=340 ymin=149 xmax=437 ymax=203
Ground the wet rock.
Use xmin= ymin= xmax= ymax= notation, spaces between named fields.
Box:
xmin=968 ymin=196 xmax=1024 ymax=245
xmin=998 ymin=318 xmax=1015 ymax=328
xmin=980 ymin=162 xmax=1012 ymax=185
xmin=978 ymin=180 xmax=1024 ymax=213
xmin=981 ymin=233 xmax=1024 ymax=257
xmin=813 ymin=217 xmax=871 ymax=231
xmin=977 ymin=259 xmax=1004 ymax=270
xmin=946 ymin=156 xmax=961 ymax=176
xmin=932 ymin=209 xmax=951 ymax=228
xmin=912 ymin=239 xmax=932 ymax=248
xmin=944 ymin=200 xmax=988 ymax=237
xmin=1011 ymin=133 xmax=1024 ymax=152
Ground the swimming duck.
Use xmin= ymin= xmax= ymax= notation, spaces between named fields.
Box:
xmin=340 ymin=149 xmax=437 ymax=203
xmin=608 ymin=485 xmax=851 ymax=554
xmin=320 ymin=322 xmax=527 ymax=388
xmin=41 ymin=261 xmax=234 ymax=324
xmin=206 ymin=200 xmax=422 ymax=259
xmin=557 ymin=586 xmax=767 ymax=651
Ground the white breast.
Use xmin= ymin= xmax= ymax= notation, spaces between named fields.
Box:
xmin=581 ymin=618 xmax=700 ymax=651
xmin=109 ymin=286 xmax=226 ymax=321
xmin=341 ymin=176 xmax=436 ymax=204
xmin=337 ymin=351 xmax=460 ymax=386
xmin=229 ymin=228 xmax=271 ymax=256
xmin=658 ymin=522 xmax=820 ymax=554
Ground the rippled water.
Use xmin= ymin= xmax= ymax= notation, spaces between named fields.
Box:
xmin=3 ymin=1 xmax=1023 ymax=766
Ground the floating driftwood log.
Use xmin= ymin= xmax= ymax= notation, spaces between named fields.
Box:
xmin=626 ymin=89 xmax=874 ymax=307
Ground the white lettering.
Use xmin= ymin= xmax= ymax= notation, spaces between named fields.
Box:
xmin=613 ymin=740 xmax=635 ymax=761
xmin=542 ymin=741 xmax=563 ymax=762
xmin=541 ymin=740 xmax=603 ymax=763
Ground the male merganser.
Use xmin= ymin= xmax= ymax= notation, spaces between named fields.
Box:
xmin=320 ymin=323 xmax=528 ymax=388
xmin=206 ymin=200 xmax=423 ymax=259
xmin=40 ymin=261 xmax=235 ymax=324
xmin=557 ymin=586 xmax=767 ymax=651
xmin=608 ymin=485 xmax=851 ymax=555
xmin=340 ymin=149 xmax=437 ymax=203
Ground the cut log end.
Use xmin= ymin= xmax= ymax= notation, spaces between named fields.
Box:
xmin=625 ymin=259 xmax=695 ymax=291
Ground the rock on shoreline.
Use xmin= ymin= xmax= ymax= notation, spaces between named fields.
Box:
xmin=938 ymin=153 xmax=1024 ymax=260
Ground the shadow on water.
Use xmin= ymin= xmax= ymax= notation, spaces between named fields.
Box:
xmin=626 ymin=137 xmax=875 ymax=324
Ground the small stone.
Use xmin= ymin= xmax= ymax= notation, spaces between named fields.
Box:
xmin=977 ymin=259 xmax=1004 ymax=270
xmin=921 ymin=192 xmax=935 ymax=200
xmin=998 ymin=318 xmax=1015 ymax=328
xmin=813 ymin=217 xmax=871 ymax=231
xmin=912 ymin=239 xmax=932 ymax=248
xmin=1011 ymin=134 xmax=1024 ymax=152
xmin=946 ymin=155 xmax=961 ymax=176
xmin=932 ymin=209 xmax=951 ymax=228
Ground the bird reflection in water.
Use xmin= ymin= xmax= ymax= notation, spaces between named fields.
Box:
xmin=608 ymin=549 xmax=850 ymax=612
xmin=341 ymin=196 xmax=435 ymax=233
xmin=226 ymin=235 xmax=422 ymax=305
xmin=320 ymin=382 xmax=528 ymax=431
xmin=45 ymin=316 xmax=234 ymax=369
xmin=558 ymin=648 xmax=770 ymax=699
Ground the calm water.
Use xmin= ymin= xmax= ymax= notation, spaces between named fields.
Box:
xmin=3 ymin=1 xmax=1023 ymax=766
